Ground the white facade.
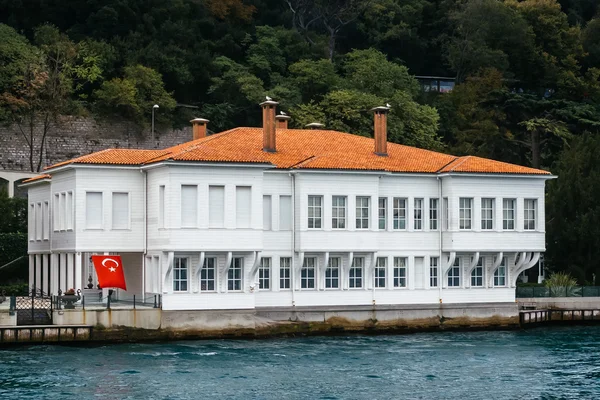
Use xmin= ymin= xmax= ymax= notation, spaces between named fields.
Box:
xmin=25 ymin=162 xmax=551 ymax=311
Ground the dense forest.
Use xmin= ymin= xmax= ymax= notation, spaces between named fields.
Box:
xmin=1 ymin=0 xmax=600 ymax=282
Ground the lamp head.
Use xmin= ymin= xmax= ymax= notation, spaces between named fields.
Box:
xmin=153 ymin=104 xmax=159 ymax=109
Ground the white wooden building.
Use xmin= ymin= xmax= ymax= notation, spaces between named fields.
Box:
xmin=23 ymin=102 xmax=553 ymax=311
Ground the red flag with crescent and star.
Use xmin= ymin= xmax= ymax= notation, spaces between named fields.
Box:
xmin=91 ymin=255 xmax=127 ymax=290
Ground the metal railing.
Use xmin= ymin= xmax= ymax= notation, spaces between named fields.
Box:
xmin=52 ymin=292 xmax=162 ymax=310
xmin=516 ymin=286 xmax=600 ymax=298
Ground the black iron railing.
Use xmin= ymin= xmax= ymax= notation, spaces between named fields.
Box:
xmin=516 ymin=286 xmax=600 ymax=298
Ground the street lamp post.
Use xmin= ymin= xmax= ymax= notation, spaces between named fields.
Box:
xmin=152 ymin=104 xmax=159 ymax=140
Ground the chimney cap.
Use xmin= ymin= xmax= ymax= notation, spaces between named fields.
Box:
xmin=305 ymin=122 xmax=325 ymax=129
xmin=275 ymin=114 xmax=291 ymax=121
xmin=190 ymin=118 xmax=209 ymax=124
xmin=260 ymin=100 xmax=279 ymax=106
xmin=371 ymin=106 xmax=391 ymax=113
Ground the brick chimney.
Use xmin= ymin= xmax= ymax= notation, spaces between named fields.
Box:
xmin=275 ymin=113 xmax=291 ymax=129
xmin=190 ymin=118 xmax=209 ymax=140
xmin=260 ymin=100 xmax=278 ymax=152
xmin=371 ymin=106 xmax=390 ymax=156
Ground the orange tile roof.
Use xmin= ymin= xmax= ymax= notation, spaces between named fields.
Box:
xmin=22 ymin=174 xmax=51 ymax=183
xmin=43 ymin=127 xmax=551 ymax=176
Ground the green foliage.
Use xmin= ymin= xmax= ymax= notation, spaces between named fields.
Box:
xmin=544 ymin=272 xmax=578 ymax=288
xmin=0 ymin=283 xmax=29 ymax=296
xmin=0 ymin=232 xmax=27 ymax=266
xmin=0 ymin=189 xmax=27 ymax=234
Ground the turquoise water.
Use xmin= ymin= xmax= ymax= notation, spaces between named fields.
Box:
xmin=1 ymin=327 xmax=600 ymax=399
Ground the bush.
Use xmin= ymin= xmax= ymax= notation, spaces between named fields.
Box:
xmin=0 ymin=282 xmax=28 ymax=296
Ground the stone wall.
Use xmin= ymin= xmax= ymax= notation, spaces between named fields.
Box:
xmin=0 ymin=116 xmax=192 ymax=172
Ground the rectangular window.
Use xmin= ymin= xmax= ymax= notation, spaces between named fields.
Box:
xmin=356 ymin=196 xmax=370 ymax=229
xmin=307 ymin=196 xmax=322 ymax=229
xmin=263 ymin=195 xmax=272 ymax=230
xmin=503 ymin=199 xmax=515 ymax=230
xmin=209 ymin=186 xmax=225 ymax=228
xmin=259 ymin=258 xmax=270 ymax=290
xmin=393 ymin=257 xmax=407 ymax=288
xmin=524 ymin=199 xmax=536 ymax=230
xmin=35 ymin=202 xmax=42 ymax=240
xmin=112 ymin=192 xmax=129 ymax=230
xmin=173 ymin=257 xmax=188 ymax=292
xmin=53 ymin=194 xmax=59 ymax=231
xmin=414 ymin=198 xmax=423 ymax=230
xmin=459 ymin=198 xmax=473 ymax=230
xmin=430 ymin=257 xmax=439 ymax=287
xmin=280 ymin=257 xmax=291 ymax=289
xmin=481 ymin=198 xmax=494 ymax=230
xmin=200 ymin=258 xmax=216 ymax=291
xmin=349 ymin=258 xmax=364 ymax=289
xmin=448 ymin=258 xmax=460 ymax=287
xmin=325 ymin=258 xmax=340 ymax=289
xmin=443 ymin=197 xmax=448 ymax=230
xmin=86 ymin=192 xmax=103 ymax=229
xmin=279 ymin=196 xmax=292 ymax=230
xmin=393 ymin=198 xmax=407 ymax=230
xmin=159 ymin=185 xmax=165 ymax=228
xmin=471 ymin=258 xmax=483 ymax=287
xmin=228 ymin=257 xmax=243 ymax=291
xmin=374 ymin=257 xmax=386 ymax=288
xmin=42 ymin=201 xmax=49 ymax=240
xmin=332 ymin=196 xmax=347 ymax=229
xmin=236 ymin=186 xmax=251 ymax=228
xmin=429 ymin=198 xmax=438 ymax=230
xmin=494 ymin=258 xmax=506 ymax=287
xmin=378 ymin=197 xmax=387 ymax=230
xmin=59 ymin=193 xmax=66 ymax=231
xmin=181 ymin=185 xmax=198 ymax=228
xmin=66 ymin=191 xmax=73 ymax=230
xmin=28 ymin=203 xmax=35 ymax=241
xmin=301 ymin=257 xmax=316 ymax=289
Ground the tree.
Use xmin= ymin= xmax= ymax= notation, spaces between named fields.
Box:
xmin=546 ymin=134 xmax=600 ymax=284
xmin=95 ymin=64 xmax=176 ymax=126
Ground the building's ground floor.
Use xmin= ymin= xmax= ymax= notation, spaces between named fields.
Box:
xmin=28 ymin=250 xmax=541 ymax=311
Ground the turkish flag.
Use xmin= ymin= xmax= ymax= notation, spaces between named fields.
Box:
xmin=91 ymin=255 xmax=127 ymax=290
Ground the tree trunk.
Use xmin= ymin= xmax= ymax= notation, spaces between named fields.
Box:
xmin=36 ymin=113 xmax=50 ymax=172
xmin=531 ymin=128 xmax=541 ymax=169
xmin=328 ymin=29 xmax=336 ymax=62
xmin=28 ymin=112 xmax=35 ymax=172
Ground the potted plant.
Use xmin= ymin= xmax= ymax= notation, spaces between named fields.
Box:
xmin=61 ymin=288 xmax=81 ymax=309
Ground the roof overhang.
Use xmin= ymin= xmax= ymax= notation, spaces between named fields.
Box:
xmin=437 ymin=172 xmax=556 ymax=179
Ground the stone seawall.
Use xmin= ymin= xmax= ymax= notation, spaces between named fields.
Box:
xmin=0 ymin=116 xmax=191 ymax=172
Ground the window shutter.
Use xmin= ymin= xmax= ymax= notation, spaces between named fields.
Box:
xmin=236 ymin=186 xmax=251 ymax=228
xmin=181 ymin=185 xmax=198 ymax=228
xmin=279 ymin=195 xmax=292 ymax=230
xmin=209 ymin=186 xmax=225 ymax=228
xmin=86 ymin=192 xmax=103 ymax=229
xmin=263 ymin=195 xmax=272 ymax=230
xmin=158 ymin=186 xmax=165 ymax=228
xmin=112 ymin=192 xmax=129 ymax=229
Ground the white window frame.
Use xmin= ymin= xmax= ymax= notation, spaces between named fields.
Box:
xmin=356 ymin=196 xmax=370 ymax=229
xmin=374 ymin=257 xmax=386 ymax=288
xmin=471 ymin=258 xmax=483 ymax=287
xmin=42 ymin=201 xmax=50 ymax=241
xmin=308 ymin=196 xmax=323 ymax=229
xmin=200 ymin=257 xmax=216 ymax=292
xmin=494 ymin=257 xmax=507 ymax=287
xmin=524 ymin=199 xmax=536 ymax=230
xmin=280 ymin=257 xmax=291 ymax=290
xmin=393 ymin=257 xmax=407 ymax=288
xmin=443 ymin=197 xmax=448 ymax=230
xmin=53 ymin=194 xmax=59 ymax=232
xmin=85 ymin=191 xmax=104 ymax=230
xmin=349 ymin=258 xmax=364 ymax=289
xmin=378 ymin=197 xmax=387 ymax=230
xmin=28 ymin=203 xmax=35 ymax=241
xmin=228 ymin=257 xmax=243 ymax=291
xmin=158 ymin=185 xmax=165 ymax=229
xmin=430 ymin=257 xmax=438 ymax=287
xmin=448 ymin=258 xmax=460 ymax=287
xmin=181 ymin=185 xmax=198 ymax=228
xmin=173 ymin=257 xmax=189 ymax=292
xmin=332 ymin=196 xmax=347 ymax=229
xmin=111 ymin=192 xmax=130 ymax=230
xmin=35 ymin=202 xmax=42 ymax=241
xmin=325 ymin=257 xmax=340 ymax=289
xmin=393 ymin=198 xmax=407 ymax=230
xmin=414 ymin=198 xmax=423 ymax=230
xmin=459 ymin=198 xmax=473 ymax=230
xmin=301 ymin=257 xmax=316 ymax=289
xmin=429 ymin=198 xmax=438 ymax=230
xmin=258 ymin=258 xmax=271 ymax=290
xmin=503 ymin=199 xmax=516 ymax=230
xmin=481 ymin=198 xmax=494 ymax=230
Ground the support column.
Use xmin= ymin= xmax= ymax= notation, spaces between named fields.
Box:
xmin=66 ymin=253 xmax=74 ymax=291
xmin=75 ymin=253 xmax=82 ymax=292
xmin=28 ymin=255 xmax=35 ymax=291
xmin=43 ymin=255 xmax=50 ymax=294
xmin=50 ymin=254 xmax=59 ymax=295
xmin=35 ymin=254 xmax=42 ymax=292
xmin=59 ymin=253 xmax=67 ymax=293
